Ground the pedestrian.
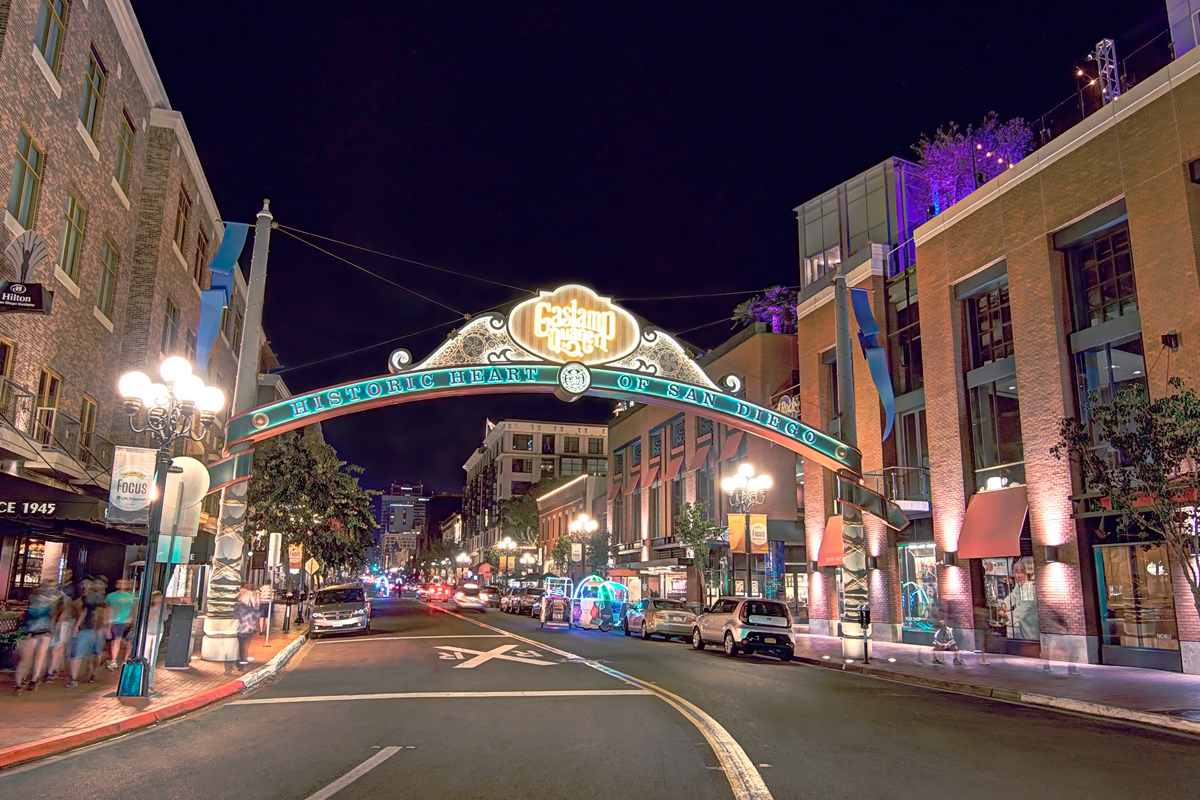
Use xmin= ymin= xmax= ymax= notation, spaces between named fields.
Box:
xmin=257 ymin=582 xmax=273 ymax=634
xmin=932 ymin=619 xmax=963 ymax=666
xmin=14 ymin=579 xmax=62 ymax=693
xmin=234 ymin=586 xmax=258 ymax=668
xmin=105 ymin=579 xmax=137 ymax=670
xmin=67 ymin=578 xmax=107 ymax=688
xmin=48 ymin=569 xmax=79 ymax=681
xmin=142 ymin=591 xmax=165 ymax=690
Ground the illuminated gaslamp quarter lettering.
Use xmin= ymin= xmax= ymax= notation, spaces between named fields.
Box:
xmin=533 ymin=298 xmax=616 ymax=359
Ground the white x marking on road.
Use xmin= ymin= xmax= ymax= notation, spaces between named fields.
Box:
xmin=434 ymin=643 xmax=555 ymax=668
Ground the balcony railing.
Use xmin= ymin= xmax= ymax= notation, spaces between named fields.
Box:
xmin=0 ymin=376 xmax=35 ymax=435
xmin=863 ymin=466 xmax=930 ymax=510
xmin=33 ymin=406 xmax=116 ymax=475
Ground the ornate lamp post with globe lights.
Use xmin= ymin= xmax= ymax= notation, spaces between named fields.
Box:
xmin=569 ymin=512 xmax=598 ymax=581
xmin=456 ymin=551 xmax=470 ymax=583
xmin=115 ymin=356 xmax=224 ymax=696
xmin=498 ymin=536 xmax=517 ymax=584
xmin=721 ymin=463 xmax=771 ymax=598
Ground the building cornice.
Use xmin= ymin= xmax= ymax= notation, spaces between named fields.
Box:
xmin=148 ymin=109 xmax=223 ymax=236
xmin=106 ymin=0 xmax=169 ymax=109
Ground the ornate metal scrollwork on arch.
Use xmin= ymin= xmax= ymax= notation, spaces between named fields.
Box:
xmin=404 ymin=313 xmax=545 ymax=371
xmin=606 ymin=327 xmax=720 ymax=390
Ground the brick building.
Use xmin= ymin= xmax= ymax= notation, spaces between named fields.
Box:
xmin=799 ymin=37 xmax=1200 ymax=673
xmin=535 ymin=473 xmax=607 ymax=577
xmin=0 ymin=1 xmax=248 ymax=602
xmin=607 ymin=324 xmax=807 ymax=610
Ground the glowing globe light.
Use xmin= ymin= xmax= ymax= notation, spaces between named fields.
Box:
xmin=118 ymin=371 xmax=151 ymax=400
xmin=159 ymin=356 xmax=193 ymax=383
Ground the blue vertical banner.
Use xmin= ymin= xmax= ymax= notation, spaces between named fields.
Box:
xmin=849 ymin=287 xmax=896 ymax=441
xmin=194 ymin=222 xmax=250 ymax=376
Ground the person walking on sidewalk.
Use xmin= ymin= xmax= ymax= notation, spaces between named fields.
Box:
xmin=104 ymin=579 xmax=137 ymax=670
xmin=66 ymin=578 xmax=108 ymax=688
xmin=235 ymin=586 xmax=258 ymax=668
xmin=257 ymin=583 xmax=273 ymax=634
xmin=48 ymin=569 xmax=79 ymax=681
xmin=14 ymin=579 xmax=62 ymax=693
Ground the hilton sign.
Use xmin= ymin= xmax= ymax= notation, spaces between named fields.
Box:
xmin=508 ymin=285 xmax=639 ymax=365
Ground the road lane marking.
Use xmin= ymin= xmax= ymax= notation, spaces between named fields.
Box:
xmin=423 ymin=602 xmax=774 ymax=800
xmin=303 ymin=746 xmax=401 ymax=800
xmin=435 ymin=643 xmax=555 ymax=668
xmin=314 ymin=634 xmax=509 ymax=644
xmin=231 ymin=689 xmax=652 ymax=705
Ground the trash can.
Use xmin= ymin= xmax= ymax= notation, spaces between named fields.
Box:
xmin=164 ymin=603 xmax=196 ymax=669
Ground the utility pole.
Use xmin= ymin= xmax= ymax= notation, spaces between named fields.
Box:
xmin=833 ymin=271 xmax=869 ymax=660
xmin=201 ymin=201 xmax=274 ymax=662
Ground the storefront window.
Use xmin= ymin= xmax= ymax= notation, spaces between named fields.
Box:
xmin=1097 ymin=543 xmax=1178 ymax=651
xmin=983 ymin=556 xmax=1040 ymax=640
xmin=9 ymin=537 xmax=47 ymax=598
xmin=898 ymin=542 xmax=938 ymax=632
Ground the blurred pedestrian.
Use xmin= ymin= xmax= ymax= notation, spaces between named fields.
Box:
xmin=234 ymin=586 xmax=258 ymax=668
xmin=932 ymin=619 xmax=963 ymax=666
xmin=66 ymin=578 xmax=107 ymax=688
xmin=142 ymin=591 xmax=165 ymax=691
xmin=14 ymin=579 xmax=62 ymax=693
xmin=48 ymin=569 xmax=79 ymax=681
xmin=105 ymin=579 xmax=137 ymax=670
xmin=257 ymin=583 xmax=273 ymax=634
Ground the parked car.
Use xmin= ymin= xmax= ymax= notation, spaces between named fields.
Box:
xmin=453 ymin=585 xmax=488 ymax=613
xmin=310 ymin=584 xmax=371 ymax=639
xmin=482 ymin=586 xmax=503 ymax=608
xmin=624 ymin=598 xmax=696 ymax=641
xmin=691 ymin=597 xmax=793 ymax=660
xmin=516 ymin=587 xmax=545 ymax=616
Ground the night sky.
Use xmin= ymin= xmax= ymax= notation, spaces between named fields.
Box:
xmin=135 ymin=1 xmax=1164 ymax=493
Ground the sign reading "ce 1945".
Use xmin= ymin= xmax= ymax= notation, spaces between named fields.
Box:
xmin=0 ymin=501 xmax=58 ymax=516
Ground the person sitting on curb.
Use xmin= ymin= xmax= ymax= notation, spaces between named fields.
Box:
xmin=932 ymin=619 xmax=964 ymax=666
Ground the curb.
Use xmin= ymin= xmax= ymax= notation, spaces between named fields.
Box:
xmin=0 ymin=631 xmax=308 ymax=771
xmin=792 ymin=653 xmax=1200 ymax=737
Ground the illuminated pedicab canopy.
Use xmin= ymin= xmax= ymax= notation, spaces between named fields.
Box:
xmin=572 ymin=575 xmax=629 ymax=629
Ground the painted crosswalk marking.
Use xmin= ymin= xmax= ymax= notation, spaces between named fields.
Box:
xmin=434 ymin=643 xmax=555 ymax=668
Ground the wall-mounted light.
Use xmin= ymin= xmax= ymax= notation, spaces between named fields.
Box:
xmin=810 ymin=560 xmax=820 ymax=573
xmin=867 ymin=555 xmax=879 ymax=570
xmin=1045 ymin=545 xmax=1060 ymax=564
xmin=941 ymin=551 xmax=958 ymax=568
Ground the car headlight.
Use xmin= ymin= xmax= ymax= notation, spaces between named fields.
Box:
xmin=312 ymin=613 xmax=325 ymax=620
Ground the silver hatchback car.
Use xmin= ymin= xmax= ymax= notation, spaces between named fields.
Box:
xmin=692 ymin=596 xmax=794 ymax=660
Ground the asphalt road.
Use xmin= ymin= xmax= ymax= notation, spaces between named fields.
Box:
xmin=2 ymin=597 xmax=1197 ymax=800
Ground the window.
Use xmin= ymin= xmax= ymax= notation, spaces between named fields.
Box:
xmin=161 ymin=298 xmax=180 ymax=353
xmin=696 ymin=459 xmax=714 ymax=521
xmin=511 ymin=458 xmax=531 ymax=473
xmin=631 ymin=441 xmax=642 ymax=467
xmin=193 ymin=230 xmax=209 ymax=285
xmin=648 ymin=479 xmax=661 ymax=538
xmin=586 ymin=458 xmax=606 ymax=476
xmin=35 ymin=368 xmax=61 ymax=446
xmin=96 ymin=241 xmax=117 ymax=318
xmin=669 ymin=473 xmax=684 ymax=532
xmin=588 ymin=437 xmax=604 ymax=455
xmin=887 ymin=268 xmax=923 ymax=394
xmin=230 ymin=309 xmax=244 ymax=353
xmin=561 ymin=457 xmax=584 ymax=477
xmin=823 ymin=349 xmax=840 ymax=422
xmin=613 ymin=494 xmax=625 ymax=541
xmin=79 ymin=49 xmax=106 ymax=139
xmin=7 ymin=130 xmax=44 ymax=230
xmin=968 ymin=377 xmax=1024 ymax=491
xmin=173 ymin=186 xmax=192 ymax=249
xmin=671 ymin=422 xmax=684 ymax=450
xmin=35 ymin=0 xmax=68 ymax=74
xmin=59 ymin=195 xmax=86 ymax=282
xmin=697 ymin=417 xmax=713 ymax=439
xmin=79 ymin=395 xmax=97 ymax=463
xmin=185 ymin=329 xmax=197 ymax=362
xmin=564 ymin=436 xmax=580 ymax=454
xmin=615 ymin=451 xmax=624 ymax=474
xmin=898 ymin=542 xmax=937 ymax=633
xmin=511 ymin=433 xmax=533 ymax=451
xmin=631 ymin=488 xmax=642 ymax=541
xmin=114 ymin=114 xmax=134 ymax=192
xmin=1074 ymin=335 xmax=1148 ymax=450
xmin=540 ymin=459 xmax=555 ymax=479
xmin=0 ymin=338 xmax=16 ymax=413
xmin=1067 ymin=224 xmax=1137 ymax=330
xmin=800 ymin=189 xmax=842 ymax=286
xmin=510 ymin=481 xmax=532 ymax=496
xmin=650 ymin=432 xmax=662 ymax=459
xmin=969 ymin=283 xmax=1014 ymax=368
xmin=541 ymin=434 xmax=555 ymax=454
xmin=1097 ymin=543 xmax=1178 ymax=651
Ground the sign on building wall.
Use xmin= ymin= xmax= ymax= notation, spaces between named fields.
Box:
xmin=0 ymin=231 xmax=52 ymax=314
xmin=108 ymin=446 xmax=156 ymax=525
xmin=508 ymin=285 xmax=640 ymax=365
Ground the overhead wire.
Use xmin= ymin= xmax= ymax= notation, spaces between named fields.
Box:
xmin=618 ymin=287 xmax=799 ymax=301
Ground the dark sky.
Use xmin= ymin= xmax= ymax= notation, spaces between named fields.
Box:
xmin=135 ymin=1 xmax=1165 ymax=493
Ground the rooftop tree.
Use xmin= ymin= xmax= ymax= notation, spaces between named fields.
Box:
xmin=913 ymin=111 xmax=1034 ymax=215
xmin=731 ymin=286 xmax=798 ymax=334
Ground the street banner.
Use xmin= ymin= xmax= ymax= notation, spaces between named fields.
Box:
xmin=570 ymin=542 xmax=583 ymax=564
xmin=267 ymin=532 xmax=283 ymax=568
xmin=728 ymin=515 xmax=745 ymax=553
xmin=108 ymin=446 xmax=156 ymax=524
xmin=288 ymin=544 xmax=303 ymax=573
xmin=749 ymin=513 xmax=768 ymax=555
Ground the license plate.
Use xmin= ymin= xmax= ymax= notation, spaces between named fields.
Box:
xmin=764 ymin=637 xmax=776 ymax=644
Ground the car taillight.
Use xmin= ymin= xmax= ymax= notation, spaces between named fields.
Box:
xmin=455 ymin=592 xmax=464 ymax=600
xmin=739 ymin=604 xmax=750 ymax=623
xmin=479 ymin=593 xmax=489 ymax=601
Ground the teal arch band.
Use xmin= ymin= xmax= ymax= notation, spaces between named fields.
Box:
xmin=225 ymin=365 xmax=863 ymax=477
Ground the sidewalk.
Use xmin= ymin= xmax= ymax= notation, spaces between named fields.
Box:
xmin=0 ymin=606 xmax=307 ymax=769
xmin=790 ymin=630 xmax=1200 ymax=736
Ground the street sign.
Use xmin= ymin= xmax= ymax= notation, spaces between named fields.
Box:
xmin=304 ymin=557 xmax=320 ymax=574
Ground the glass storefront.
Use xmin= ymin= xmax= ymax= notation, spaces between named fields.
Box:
xmin=783 ymin=572 xmax=808 ymax=622
xmin=899 ymin=541 xmax=938 ymax=642
xmin=983 ymin=556 xmax=1039 ymax=641
xmin=1096 ymin=542 xmax=1181 ymax=671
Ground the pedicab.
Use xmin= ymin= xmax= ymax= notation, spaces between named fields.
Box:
xmin=571 ymin=575 xmax=629 ymax=632
xmin=540 ymin=576 xmax=573 ymax=629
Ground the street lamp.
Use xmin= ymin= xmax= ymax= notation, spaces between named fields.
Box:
xmin=568 ymin=513 xmax=598 ymax=580
xmin=116 ymin=356 xmax=224 ymax=696
xmin=721 ymin=463 xmax=771 ymax=599
xmin=520 ymin=552 xmax=537 ymax=575
xmin=456 ymin=552 xmax=470 ymax=582
xmin=498 ymin=536 xmax=516 ymax=583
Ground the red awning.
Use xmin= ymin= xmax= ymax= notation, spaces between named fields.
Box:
xmin=957 ymin=485 xmax=1029 ymax=559
xmin=692 ymin=445 xmax=711 ymax=469
xmin=608 ymin=479 xmax=623 ymax=499
xmin=664 ymin=457 xmax=684 ymax=481
xmin=623 ymin=473 xmax=642 ymax=495
xmin=723 ymin=431 xmax=745 ymax=459
xmin=818 ymin=516 xmax=844 ymax=567
xmin=643 ymin=467 xmax=660 ymax=488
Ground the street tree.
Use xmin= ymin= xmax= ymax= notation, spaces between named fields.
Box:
xmin=673 ymin=501 xmax=717 ymax=601
xmin=496 ymin=476 xmax=567 ymax=547
xmin=1052 ymin=376 xmax=1200 ymax=621
xmin=549 ymin=535 xmax=571 ymax=574
xmin=247 ymin=429 xmax=378 ymax=576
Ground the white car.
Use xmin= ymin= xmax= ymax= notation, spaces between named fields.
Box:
xmin=453 ymin=585 xmax=489 ymax=613
xmin=692 ymin=597 xmax=794 ymax=660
